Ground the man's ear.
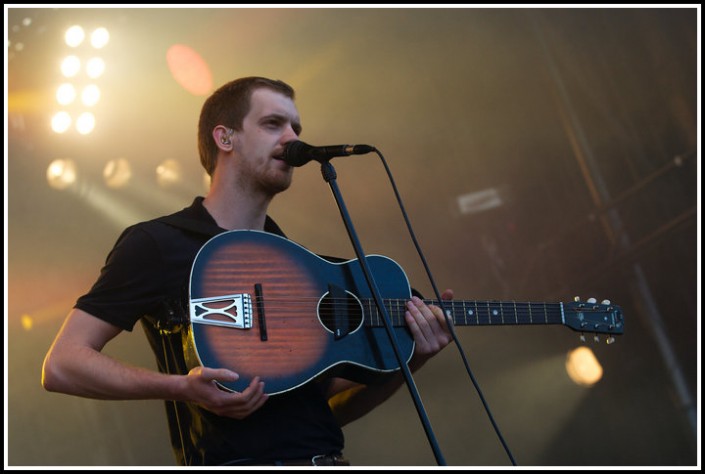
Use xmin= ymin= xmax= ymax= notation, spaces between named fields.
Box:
xmin=214 ymin=126 xmax=234 ymax=149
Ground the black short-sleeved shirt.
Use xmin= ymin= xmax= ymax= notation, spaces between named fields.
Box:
xmin=75 ymin=197 xmax=345 ymax=465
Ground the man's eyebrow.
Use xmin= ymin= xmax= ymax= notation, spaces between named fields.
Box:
xmin=261 ymin=113 xmax=302 ymax=135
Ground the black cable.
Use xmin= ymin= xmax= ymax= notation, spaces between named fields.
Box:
xmin=158 ymin=328 xmax=189 ymax=466
xmin=373 ymin=147 xmax=517 ymax=466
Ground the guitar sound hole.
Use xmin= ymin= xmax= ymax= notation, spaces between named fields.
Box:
xmin=318 ymin=291 xmax=364 ymax=337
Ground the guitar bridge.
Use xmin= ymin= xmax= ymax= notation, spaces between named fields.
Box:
xmin=190 ymin=293 xmax=253 ymax=329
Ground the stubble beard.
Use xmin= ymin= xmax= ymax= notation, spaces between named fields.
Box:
xmin=240 ymin=166 xmax=293 ymax=198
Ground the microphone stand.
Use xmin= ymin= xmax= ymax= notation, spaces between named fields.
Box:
xmin=319 ymin=160 xmax=446 ymax=466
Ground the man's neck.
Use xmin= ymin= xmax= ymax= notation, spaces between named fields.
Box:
xmin=202 ymin=187 xmax=272 ymax=231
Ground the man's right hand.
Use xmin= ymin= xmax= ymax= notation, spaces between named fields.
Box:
xmin=186 ymin=367 xmax=268 ymax=419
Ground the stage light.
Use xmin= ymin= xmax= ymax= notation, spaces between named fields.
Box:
xmin=60 ymin=55 xmax=81 ymax=78
xmin=64 ymin=25 xmax=85 ymax=47
xmin=565 ymin=346 xmax=603 ymax=387
xmin=85 ymin=57 xmax=105 ymax=78
xmin=21 ymin=315 xmax=34 ymax=331
xmin=51 ymin=111 xmax=72 ymax=133
xmin=156 ymin=159 xmax=182 ymax=187
xmin=103 ymin=158 xmax=132 ymax=189
xmin=90 ymin=27 xmax=110 ymax=49
xmin=46 ymin=159 xmax=77 ymax=190
xmin=81 ymin=85 xmax=100 ymax=106
xmin=56 ymin=83 xmax=77 ymax=105
xmin=75 ymin=112 xmax=96 ymax=134
xmin=52 ymin=25 xmax=110 ymax=135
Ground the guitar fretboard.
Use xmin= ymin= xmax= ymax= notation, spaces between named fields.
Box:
xmin=363 ymin=299 xmax=564 ymax=328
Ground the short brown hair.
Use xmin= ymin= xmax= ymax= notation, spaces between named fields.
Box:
xmin=197 ymin=77 xmax=295 ymax=175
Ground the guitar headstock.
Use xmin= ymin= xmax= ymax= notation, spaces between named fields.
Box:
xmin=563 ymin=297 xmax=624 ymax=343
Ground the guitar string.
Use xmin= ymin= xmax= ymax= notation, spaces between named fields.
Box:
xmin=203 ymin=297 xmax=568 ymax=311
xmin=201 ymin=296 xmax=569 ymax=325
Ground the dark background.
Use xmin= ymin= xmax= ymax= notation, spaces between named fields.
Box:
xmin=6 ymin=6 xmax=699 ymax=467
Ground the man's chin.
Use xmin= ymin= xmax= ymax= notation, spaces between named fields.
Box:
xmin=267 ymin=177 xmax=293 ymax=195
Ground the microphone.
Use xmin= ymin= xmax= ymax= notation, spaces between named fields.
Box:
xmin=282 ymin=140 xmax=375 ymax=167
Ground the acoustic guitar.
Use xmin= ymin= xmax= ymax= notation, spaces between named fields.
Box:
xmin=185 ymin=230 xmax=624 ymax=395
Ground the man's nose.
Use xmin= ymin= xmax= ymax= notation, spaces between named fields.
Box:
xmin=282 ymin=124 xmax=299 ymax=142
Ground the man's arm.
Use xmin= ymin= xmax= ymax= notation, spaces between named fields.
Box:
xmin=325 ymin=290 xmax=454 ymax=426
xmin=42 ymin=308 xmax=269 ymax=419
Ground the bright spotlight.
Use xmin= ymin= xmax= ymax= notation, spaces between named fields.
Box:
xmin=75 ymin=112 xmax=95 ymax=134
xmin=47 ymin=159 xmax=77 ymax=190
xmin=156 ymin=159 xmax=182 ymax=187
xmin=60 ymin=55 xmax=81 ymax=78
xmin=56 ymin=83 xmax=77 ymax=105
xmin=90 ymin=27 xmax=110 ymax=49
xmin=51 ymin=111 xmax=72 ymax=133
xmin=565 ymin=346 xmax=603 ymax=387
xmin=64 ymin=25 xmax=85 ymax=47
xmin=81 ymin=84 xmax=100 ymax=106
xmin=85 ymin=57 xmax=105 ymax=78
xmin=103 ymin=158 xmax=132 ymax=189
xmin=21 ymin=314 xmax=34 ymax=331
xmin=54 ymin=25 xmax=110 ymax=135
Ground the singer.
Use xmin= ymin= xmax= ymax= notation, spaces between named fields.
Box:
xmin=42 ymin=76 xmax=454 ymax=466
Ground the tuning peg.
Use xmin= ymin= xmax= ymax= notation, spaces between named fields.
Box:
xmin=593 ymin=334 xmax=600 ymax=343
xmin=574 ymin=296 xmax=581 ymax=302
xmin=606 ymin=336 xmax=616 ymax=344
xmin=587 ymin=297 xmax=597 ymax=304
xmin=601 ymin=299 xmax=611 ymax=305
xmin=580 ymin=333 xmax=586 ymax=343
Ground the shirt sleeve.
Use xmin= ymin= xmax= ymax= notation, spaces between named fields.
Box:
xmin=75 ymin=224 xmax=167 ymax=331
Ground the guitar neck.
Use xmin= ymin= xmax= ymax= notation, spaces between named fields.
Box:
xmin=365 ymin=299 xmax=564 ymax=328
xmin=363 ymin=298 xmax=624 ymax=336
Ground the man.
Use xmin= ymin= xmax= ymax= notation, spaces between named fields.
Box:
xmin=42 ymin=76 xmax=454 ymax=466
